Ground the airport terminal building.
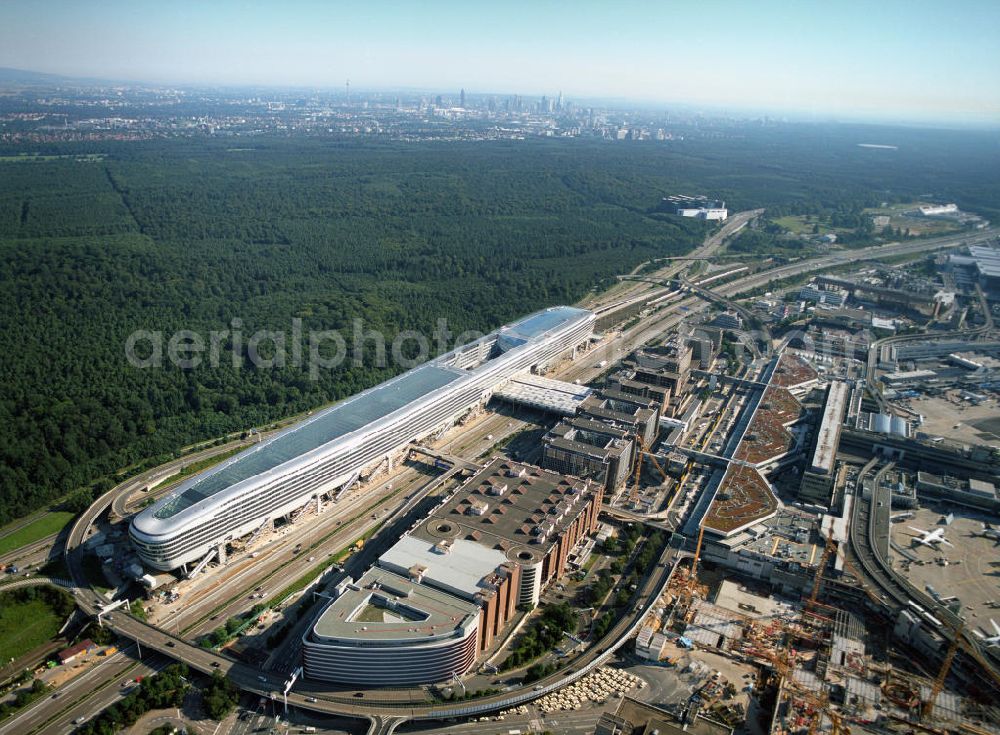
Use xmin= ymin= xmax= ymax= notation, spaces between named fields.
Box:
xmin=129 ymin=307 xmax=595 ymax=571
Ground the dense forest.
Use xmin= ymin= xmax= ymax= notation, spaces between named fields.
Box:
xmin=1 ymin=125 xmax=998 ymax=523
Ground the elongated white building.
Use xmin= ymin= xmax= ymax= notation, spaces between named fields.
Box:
xmin=129 ymin=307 xmax=594 ymax=571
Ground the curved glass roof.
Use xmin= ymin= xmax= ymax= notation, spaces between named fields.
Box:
xmin=502 ymin=307 xmax=584 ymax=340
xmin=154 ymin=364 xmax=462 ymax=519
xmin=148 ymin=306 xmax=592 ymax=522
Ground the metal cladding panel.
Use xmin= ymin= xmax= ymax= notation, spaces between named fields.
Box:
xmin=129 ymin=306 xmax=595 ymax=568
xmin=153 ymin=365 xmax=462 ymax=519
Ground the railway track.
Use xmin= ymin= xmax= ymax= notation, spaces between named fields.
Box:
xmin=24 ymin=223 xmax=995 ymax=731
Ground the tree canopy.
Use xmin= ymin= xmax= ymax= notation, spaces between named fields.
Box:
xmin=1 ymin=127 xmax=997 ymax=524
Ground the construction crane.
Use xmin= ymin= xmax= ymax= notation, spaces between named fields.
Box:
xmin=809 ymin=528 xmax=836 ymax=608
xmin=682 ymin=526 xmax=705 ymax=623
xmin=922 ymin=622 xmax=961 ymax=720
xmin=804 ymin=527 xmax=841 ymax=622
xmin=759 ymin=629 xmax=854 ymax=735
xmin=627 ymin=435 xmax=671 ymax=505
xmin=831 ymin=540 xmax=1000 ymax=718
xmin=691 ymin=525 xmax=704 ymax=586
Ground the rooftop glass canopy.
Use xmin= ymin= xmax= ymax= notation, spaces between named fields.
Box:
xmin=148 ymin=306 xmax=592 ymax=521
xmin=154 ymin=364 xmax=462 ymax=518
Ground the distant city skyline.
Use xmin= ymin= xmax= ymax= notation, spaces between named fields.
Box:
xmin=1 ymin=0 xmax=998 ymax=127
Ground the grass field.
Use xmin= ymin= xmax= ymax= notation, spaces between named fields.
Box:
xmin=0 ymin=594 xmax=61 ymax=662
xmin=862 ymin=202 xmax=962 ymax=236
xmin=0 ymin=512 xmax=76 ymax=557
xmin=772 ymin=214 xmax=850 ymax=236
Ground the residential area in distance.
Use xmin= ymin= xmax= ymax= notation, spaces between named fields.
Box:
xmin=4 ymin=185 xmax=1000 ymax=734
xmin=2 ymin=3 xmax=1000 ymax=735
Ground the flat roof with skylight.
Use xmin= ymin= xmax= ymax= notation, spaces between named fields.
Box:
xmin=310 ymin=567 xmax=480 ymax=645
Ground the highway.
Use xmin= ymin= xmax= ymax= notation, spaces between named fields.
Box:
xmin=53 ymin=540 xmax=686 ymax=733
xmin=0 ymin=645 xmax=167 ymax=735
xmin=168 ymin=478 xmax=413 ymax=638
xmin=43 ymin=409 xmax=551 ymax=730
xmin=591 ymin=209 xmax=763 ymax=318
xmin=0 ymin=407 xmax=323 ymax=575
xmin=865 ymin=318 xmax=993 ymax=411
xmin=8 ymin=222 xmax=992 ymax=732
xmin=596 ymin=219 xmax=995 ymax=330
xmin=0 ymin=574 xmax=73 ymax=592
xmin=263 ymin=462 xmax=467 ymax=678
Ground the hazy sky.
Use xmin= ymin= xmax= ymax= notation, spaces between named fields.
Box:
xmin=2 ymin=0 xmax=998 ymax=125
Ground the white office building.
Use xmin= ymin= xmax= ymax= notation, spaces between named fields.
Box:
xmin=129 ymin=307 xmax=595 ymax=571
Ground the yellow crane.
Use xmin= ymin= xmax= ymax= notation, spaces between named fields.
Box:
xmin=831 ymin=538 xmax=1000 ymax=721
xmin=682 ymin=526 xmax=705 ymax=623
xmin=809 ymin=528 xmax=836 ymax=608
xmin=627 ymin=435 xmax=671 ymax=505
xmin=922 ymin=623 xmax=961 ymax=720
xmin=760 ymin=621 xmax=853 ymax=735
xmin=804 ymin=527 xmax=841 ymax=622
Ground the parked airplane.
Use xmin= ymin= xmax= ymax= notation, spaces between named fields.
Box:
xmin=907 ymin=526 xmax=954 ymax=548
xmin=973 ymin=523 xmax=1000 ymax=546
xmin=973 ymin=619 xmax=1000 ymax=648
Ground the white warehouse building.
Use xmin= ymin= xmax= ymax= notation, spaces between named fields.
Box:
xmin=677 ymin=207 xmax=728 ymax=221
xmin=129 ymin=306 xmax=595 ymax=571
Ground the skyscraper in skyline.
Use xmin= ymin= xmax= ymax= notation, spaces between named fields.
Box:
xmin=460 ymin=88 xmax=466 ymax=108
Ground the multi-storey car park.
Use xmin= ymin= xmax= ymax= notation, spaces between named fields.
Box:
xmin=130 ymin=306 xmax=595 ymax=571
xmin=302 ymin=458 xmax=603 ymax=686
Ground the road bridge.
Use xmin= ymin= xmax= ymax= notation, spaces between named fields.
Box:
xmin=600 ymin=504 xmax=674 ymax=531
xmin=62 ymin=542 xmax=686 ymax=729
xmin=846 ymin=461 xmax=1000 ymax=696
xmin=0 ymin=575 xmax=74 ymax=592
xmin=42 ymin=224 xmax=996 ymax=731
xmin=62 ymin=432 xmax=689 ymax=728
xmin=367 ymin=715 xmax=408 ymax=735
xmin=594 ymin=209 xmax=764 ymax=327
xmin=408 ymin=444 xmax=482 ymax=472
xmin=865 ymin=320 xmax=993 ymax=413
xmin=690 ymin=369 xmax=771 ymax=389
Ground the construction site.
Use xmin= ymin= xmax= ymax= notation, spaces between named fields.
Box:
xmin=629 ymin=518 xmax=1000 ymax=735
xmin=579 ymin=310 xmax=1000 ymax=735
